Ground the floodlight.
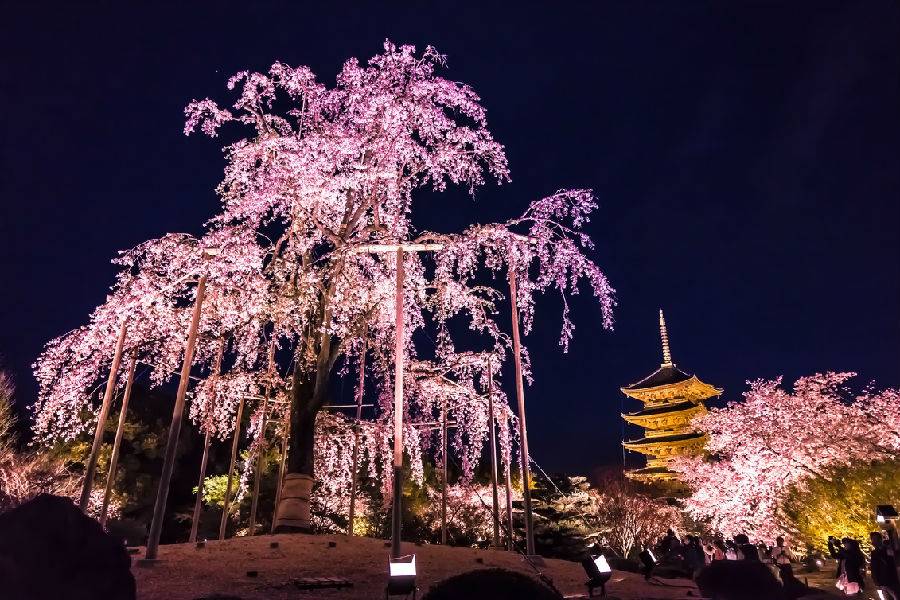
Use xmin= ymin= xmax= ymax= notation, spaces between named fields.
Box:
xmin=581 ymin=554 xmax=612 ymax=597
xmin=387 ymin=554 xmax=416 ymax=598
xmin=876 ymin=505 xmax=898 ymax=523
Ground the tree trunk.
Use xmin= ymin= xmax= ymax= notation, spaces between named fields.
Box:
xmin=273 ymin=277 xmax=340 ymax=533
xmin=273 ymin=351 xmax=329 ymax=532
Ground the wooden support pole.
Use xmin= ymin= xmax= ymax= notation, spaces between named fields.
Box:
xmin=441 ymin=397 xmax=448 ymax=545
xmin=146 ymin=275 xmax=207 ymax=560
xmin=487 ymin=358 xmax=501 ymax=548
xmin=188 ymin=339 xmax=225 ymax=544
xmin=247 ymin=397 xmax=268 ymax=535
xmin=248 ymin=338 xmax=275 ymax=535
xmin=188 ymin=430 xmax=212 ymax=543
xmin=80 ymin=320 xmax=128 ymax=512
xmin=509 ymin=268 xmax=535 ymax=556
xmin=218 ymin=396 xmax=244 ymax=540
xmin=99 ymin=353 xmax=136 ymax=526
xmin=504 ymin=448 xmax=514 ymax=551
xmin=353 ymin=243 xmax=442 ymax=557
xmin=189 ymin=340 xmax=225 ymax=543
xmin=391 ymin=247 xmax=405 ymax=559
xmin=270 ymin=402 xmax=291 ymax=534
xmin=347 ymin=337 xmax=367 ymax=536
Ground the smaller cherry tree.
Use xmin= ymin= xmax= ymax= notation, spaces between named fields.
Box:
xmin=672 ymin=372 xmax=900 ymax=542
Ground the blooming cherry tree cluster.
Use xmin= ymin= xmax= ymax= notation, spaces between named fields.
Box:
xmin=672 ymin=372 xmax=900 ymax=542
xmin=33 ymin=41 xmax=614 ymax=531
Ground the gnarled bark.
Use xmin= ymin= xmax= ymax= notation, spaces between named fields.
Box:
xmin=274 ymin=316 xmax=336 ymax=532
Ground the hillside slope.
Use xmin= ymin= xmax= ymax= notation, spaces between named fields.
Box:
xmin=133 ymin=532 xmax=700 ymax=599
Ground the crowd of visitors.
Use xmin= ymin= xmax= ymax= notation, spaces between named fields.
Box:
xmin=652 ymin=525 xmax=900 ymax=598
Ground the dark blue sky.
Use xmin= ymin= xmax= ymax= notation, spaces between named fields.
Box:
xmin=1 ymin=1 xmax=898 ymax=476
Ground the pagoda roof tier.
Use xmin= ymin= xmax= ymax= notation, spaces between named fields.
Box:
xmin=627 ymin=466 xmax=674 ymax=476
xmin=622 ymin=431 xmax=706 ymax=455
xmin=622 ymin=400 xmax=705 ymax=428
xmin=623 ymin=399 xmax=697 ymax=417
xmin=620 ymin=369 xmax=722 ymax=403
xmin=623 ymin=364 xmax=692 ymax=390
xmin=620 ymin=310 xmax=722 ymax=403
xmin=625 ymin=466 xmax=679 ymax=481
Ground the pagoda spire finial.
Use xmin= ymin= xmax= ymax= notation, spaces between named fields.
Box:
xmin=659 ymin=309 xmax=673 ymax=367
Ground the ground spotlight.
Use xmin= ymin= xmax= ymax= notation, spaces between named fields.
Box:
xmin=581 ymin=553 xmax=612 ymax=597
xmin=386 ymin=554 xmax=417 ymax=599
xmin=876 ymin=505 xmax=898 ymax=524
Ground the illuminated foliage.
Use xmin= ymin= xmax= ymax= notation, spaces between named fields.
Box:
xmin=32 ymin=42 xmax=614 ymax=519
xmin=780 ymin=459 xmax=900 ymax=553
xmin=672 ymin=372 xmax=900 ymax=542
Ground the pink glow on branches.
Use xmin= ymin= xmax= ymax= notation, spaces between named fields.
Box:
xmin=33 ymin=41 xmax=614 ymax=512
xmin=672 ymin=372 xmax=900 ymax=541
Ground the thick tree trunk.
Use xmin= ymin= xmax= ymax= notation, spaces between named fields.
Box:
xmin=273 ymin=353 xmax=328 ymax=532
xmin=274 ymin=272 xmax=341 ymax=533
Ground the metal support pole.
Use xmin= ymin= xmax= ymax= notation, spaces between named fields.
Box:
xmin=248 ymin=339 xmax=275 ymax=535
xmin=146 ymin=275 xmax=207 ymax=560
xmin=487 ymin=358 xmax=501 ymax=548
xmin=80 ymin=321 xmax=128 ymax=512
xmin=189 ymin=340 xmax=225 ymax=543
xmin=218 ymin=396 xmax=244 ymax=540
xmin=99 ymin=353 xmax=136 ymax=526
xmin=508 ymin=269 xmax=535 ymax=556
xmin=391 ymin=247 xmax=405 ymax=559
xmin=347 ymin=338 xmax=367 ymax=536
xmin=441 ymin=397 xmax=448 ymax=545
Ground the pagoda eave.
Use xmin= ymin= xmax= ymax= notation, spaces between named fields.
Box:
xmin=625 ymin=467 xmax=680 ymax=482
xmin=621 ymin=401 xmax=705 ymax=428
xmin=622 ymin=433 xmax=707 ymax=456
xmin=620 ymin=374 xmax=722 ymax=404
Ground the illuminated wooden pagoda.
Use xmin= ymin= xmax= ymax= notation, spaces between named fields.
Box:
xmin=621 ymin=310 xmax=722 ymax=484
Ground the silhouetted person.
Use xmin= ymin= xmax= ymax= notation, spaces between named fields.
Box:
xmin=734 ymin=534 xmax=760 ymax=562
xmin=660 ymin=529 xmax=681 ymax=557
xmin=705 ymin=539 xmax=726 ymax=563
xmin=685 ymin=536 xmax=706 ymax=575
xmin=829 ymin=536 xmax=865 ymax=595
xmin=870 ymin=531 xmax=900 ymax=600
xmin=770 ymin=536 xmax=792 ymax=567
xmin=777 ymin=563 xmax=814 ymax=600
xmin=725 ymin=539 xmax=742 ymax=560
xmin=695 ymin=559 xmax=786 ymax=600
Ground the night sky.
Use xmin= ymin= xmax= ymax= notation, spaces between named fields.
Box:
xmin=2 ymin=2 xmax=898 ymax=477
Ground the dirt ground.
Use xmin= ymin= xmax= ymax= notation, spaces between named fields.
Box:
xmin=132 ymin=532 xmax=705 ymax=599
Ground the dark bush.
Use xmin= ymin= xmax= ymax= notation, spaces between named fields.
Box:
xmin=0 ymin=494 xmax=135 ymax=600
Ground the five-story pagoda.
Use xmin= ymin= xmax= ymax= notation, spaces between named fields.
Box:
xmin=621 ymin=310 xmax=721 ymax=485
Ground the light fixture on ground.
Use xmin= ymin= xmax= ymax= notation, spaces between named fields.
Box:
xmin=386 ymin=554 xmax=417 ymax=599
xmin=876 ymin=504 xmax=898 ymax=524
xmin=580 ymin=553 xmax=612 ymax=597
